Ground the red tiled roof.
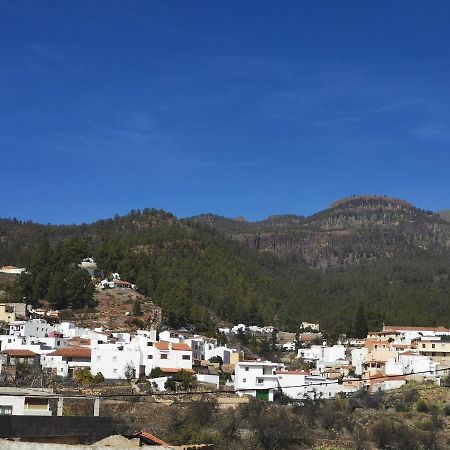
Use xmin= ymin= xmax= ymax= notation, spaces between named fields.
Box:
xmin=154 ymin=341 xmax=191 ymax=351
xmin=1 ymin=349 xmax=37 ymax=357
xmin=47 ymin=347 xmax=91 ymax=358
xmin=138 ymin=431 xmax=170 ymax=446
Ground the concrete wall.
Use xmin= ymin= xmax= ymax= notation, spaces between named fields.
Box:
xmin=0 ymin=416 xmax=112 ymax=443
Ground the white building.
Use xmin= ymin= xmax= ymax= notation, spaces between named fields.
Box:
xmin=91 ymin=342 xmax=142 ymax=380
xmin=42 ymin=347 xmax=91 ymax=377
xmin=282 ymin=342 xmax=296 ymax=352
xmin=0 ymin=266 xmax=27 ymax=275
xmin=300 ymin=322 xmax=320 ymax=332
xmin=382 ymin=325 xmax=450 ymax=344
xmin=79 ymin=257 xmax=97 ymax=276
xmin=351 ymin=347 xmax=368 ymax=376
xmin=9 ymin=320 xmax=55 ymax=339
xmin=0 ymin=388 xmax=52 ymax=416
xmin=145 ymin=341 xmax=192 ymax=375
xmin=276 ymin=370 xmax=342 ymax=400
xmin=298 ymin=345 xmax=346 ymax=366
xmin=235 ymin=361 xmax=284 ymax=401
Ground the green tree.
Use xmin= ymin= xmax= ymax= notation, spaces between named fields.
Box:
xmin=149 ymin=367 xmax=165 ymax=378
xmin=354 ymin=303 xmax=368 ymax=338
xmin=132 ymin=300 xmax=142 ymax=317
xmin=47 ymin=271 xmax=67 ymax=309
xmin=65 ymin=268 xmax=94 ymax=309
xmin=164 ymin=370 xmax=196 ymax=392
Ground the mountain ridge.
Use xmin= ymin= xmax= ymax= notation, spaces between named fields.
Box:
xmin=186 ymin=195 xmax=450 ymax=268
xmin=2 ymin=196 xmax=450 ymax=332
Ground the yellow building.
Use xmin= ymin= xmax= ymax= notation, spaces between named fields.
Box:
xmin=419 ymin=340 xmax=450 ymax=366
xmin=0 ymin=304 xmax=16 ymax=323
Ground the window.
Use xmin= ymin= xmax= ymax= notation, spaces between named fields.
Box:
xmin=148 ymin=355 xmax=153 ymax=359
xmin=245 ymin=367 xmax=249 ymax=371
xmin=182 ymin=355 xmax=190 ymax=360
xmin=432 ymin=344 xmax=435 ymax=349
xmin=422 ymin=344 xmax=426 ymax=348
xmin=161 ymin=354 xmax=168 ymax=360
xmin=243 ymin=378 xmax=246 ymax=383
xmin=0 ymin=405 xmax=13 ymax=415
xmin=257 ymin=378 xmax=264 ymax=385
xmin=113 ymin=368 xmax=117 ymax=373
xmin=113 ymin=356 xmax=117 ymax=362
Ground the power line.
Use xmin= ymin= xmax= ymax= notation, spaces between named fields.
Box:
xmin=1 ymin=366 xmax=448 ymax=401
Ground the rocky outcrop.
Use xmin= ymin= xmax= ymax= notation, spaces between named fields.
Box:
xmin=188 ymin=195 xmax=450 ymax=268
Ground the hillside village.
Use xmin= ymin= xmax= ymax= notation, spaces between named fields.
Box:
xmin=2 ymin=260 xmax=450 ymax=448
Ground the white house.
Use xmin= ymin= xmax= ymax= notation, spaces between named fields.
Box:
xmin=231 ymin=324 xmax=247 ymax=334
xmin=276 ymin=370 xmax=342 ymax=400
xmin=382 ymin=325 xmax=450 ymax=344
xmin=91 ymin=342 xmax=142 ymax=380
xmin=398 ymin=351 xmax=437 ymax=376
xmin=298 ymin=345 xmax=346 ymax=366
xmin=0 ymin=266 xmax=27 ymax=275
xmin=79 ymin=257 xmax=97 ymax=276
xmin=300 ymin=322 xmax=320 ymax=332
xmin=42 ymin=347 xmax=91 ymax=378
xmin=145 ymin=341 xmax=192 ymax=375
xmin=9 ymin=320 xmax=55 ymax=339
xmin=235 ymin=361 xmax=284 ymax=401
xmin=351 ymin=347 xmax=368 ymax=376
xmin=0 ymin=388 xmax=52 ymax=416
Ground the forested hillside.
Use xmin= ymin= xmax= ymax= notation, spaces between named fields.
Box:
xmin=2 ymin=197 xmax=450 ymax=334
xmin=187 ymin=195 xmax=450 ymax=268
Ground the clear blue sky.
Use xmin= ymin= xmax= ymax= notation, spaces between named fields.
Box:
xmin=1 ymin=1 xmax=450 ymax=223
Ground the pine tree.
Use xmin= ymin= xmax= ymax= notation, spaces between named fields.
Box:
xmin=354 ymin=303 xmax=368 ymax=338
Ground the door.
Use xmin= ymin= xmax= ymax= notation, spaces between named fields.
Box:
xmin=256 ymin=389 xmax=269 ymax=400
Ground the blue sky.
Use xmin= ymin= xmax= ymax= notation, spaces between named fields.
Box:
xmin=1 ymin=1 xmax=450 ymax=223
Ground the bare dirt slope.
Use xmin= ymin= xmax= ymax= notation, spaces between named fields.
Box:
xmin=72 ymin=289 xmax=162 ymax=331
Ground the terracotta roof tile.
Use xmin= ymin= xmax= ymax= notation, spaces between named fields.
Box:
xmin=154 ymin=341 xmax=191 ymax=351
xmin=47 ymin=347 xmax=91 ymax=358
xmin=138 ymin=431 xmax=170 ymax=446
xmin=1 ymin=349 xmax=37 ymax=357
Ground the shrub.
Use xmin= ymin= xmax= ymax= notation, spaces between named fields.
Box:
xmin=164 ymin=370 xmax=196 ymax=392
xmin=371 ymin=419 xmax=420 ymax=450
xmin=416 ymin=399 xmax=429 ymax=413
xmin=403 ymin=388 xmax=419 ymax=403
xmin=75 ymin=368 xmax=94 ymax=385
xmin=149 ymin=367 xmax=165 ymax=378
xmin=93 ymin=372 xmax=105 ymax=384
xmin=444 ymin=404 xmax=450 ymax=416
